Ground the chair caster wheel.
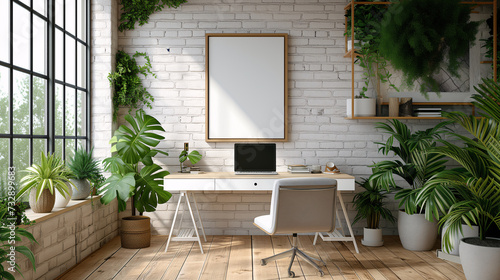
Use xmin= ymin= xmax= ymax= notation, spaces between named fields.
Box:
xmin=318 ymin=270 xmax=325 ymax=277
xmin=261 ymin=259 xmax=267 ymax=266
xmin=288 ymin=271 xmax=295 ymax=278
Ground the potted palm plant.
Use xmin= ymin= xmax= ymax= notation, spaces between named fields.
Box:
xmin=16 ymin=152 xmax=73 ymax=213
xmin=98 ymin=110 xmax=171 ymax=249
xmin=370 ymin=119 xmax=450 ymax=251
xmin=418 ymin=79 xmax=500 ymax=280
xmin=67 ymin=148 xmax=102 ymax=200
xmin=352 ymin=177 xmax=396 ymax=246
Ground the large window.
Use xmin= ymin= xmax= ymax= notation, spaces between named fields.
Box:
xmin=0 ymin=0 xmax=90 ymax=196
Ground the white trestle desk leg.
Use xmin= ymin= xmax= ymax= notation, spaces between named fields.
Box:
xmin=165 ymin=191 xmax=184 ymax=253
xmin=185 ymin=192 xmax=204 ymax=254
xmin=338 ymin=192 xmax=359 ymax=253
xmin=190 ymin=192 xmax=207 ymax=242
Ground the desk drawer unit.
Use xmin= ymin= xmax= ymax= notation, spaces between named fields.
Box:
xmin=163 ymin=179 xmax=215 ymax=191
xmin=215 ymin=178 xmax=275 ymax=191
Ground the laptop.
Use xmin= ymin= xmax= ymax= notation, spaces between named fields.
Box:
xmin=234 ymin=143 xmax=278 ymax=175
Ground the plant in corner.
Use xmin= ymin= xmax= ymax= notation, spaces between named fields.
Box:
xmin=379 ymin=0 xmax=479 ymax=95
xmin=16 ymin=152 xmax=73 ymax=213
xmin=108 ymin=50 xmax=157 ymax=121
xmin=352 ymin=177 xmax=396 ymax=247
xmin=417 ymin=79 xmax=500 ymax=280
xmin=118 ymin=0 xmax=187 ymax=32
xmin=67 ymin=148 xmax=103 ymax=202
xmin=370 ymin=119 xmax=450 ymax=251
xmin=98 ymin=109 xmax=171 ymax=249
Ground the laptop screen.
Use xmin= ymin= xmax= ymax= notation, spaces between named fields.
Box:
xmin=234 ymin=143 xmax=276 ymax=172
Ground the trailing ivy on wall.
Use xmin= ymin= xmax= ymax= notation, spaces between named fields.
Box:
xmin=108 ymin=50 xmax=156 ymax=121
xmin=119 ymin=0 xmax=187 ymax=32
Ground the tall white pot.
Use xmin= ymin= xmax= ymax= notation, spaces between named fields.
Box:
xmin=346 ymin=98 xmax=376 ymax=117
xmin=398 ymin=210 xmax=438 ymax=251
xmin=54 ymin=183 xmax=73 ymax=208
xmin=459 ymin=237 xmax=500 ymax=280
xmin=441 ymin=224 xmax=478 ymax=255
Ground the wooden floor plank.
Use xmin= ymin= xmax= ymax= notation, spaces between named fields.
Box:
xmin=137 ymin=238 xmax=192 ymax=280
xmin=160 ymin=239 xmax=196 ymax=280
xmin=113 ymin=236 xmax=166 ymax=279
xmin=344 ymin=237 xmax=399 ymax=280
xmin=271 ymin=235 xmax=303 ymax=279
xmin=312 ymin=236 xmax=358 ymax=280
xmin=56 ymin=236 xmax=121 ymax=280
xmin=199 ymin=235 xmax=233 ymax=280
xmin=295 ymin=234 xmax=334 ymax=280
xmin=176 ymin=235 xmax=215 ymax=280
xmin=86 ymin=245 xmax=139 ymax=280
xmin=226 ymin=235 xmax=253 ymax=280
xmin=366 ymin=241 xmax=425 ymax=280
xmin=307 ymin=236 xmax=346 ymax=280
xmin=414 ymin=250 xmax=466 ymax=280
xmin=253 ymin=235 xmax=280 ymax=280
xmin=332 ymin=241 xmax=374 ymax=280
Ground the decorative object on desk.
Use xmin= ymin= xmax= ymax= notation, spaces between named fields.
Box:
xmin=388 ymin=97 xmax=399 ymax=117
xmin=98 ymin=110 xmax=171 ymax=249
xmin=324 ymin=161 xmax=340 ymax=173
xmin=310 ymin=165 xmax=321 ymax=173
xmin=379 ymin=0 xmax=479 ymax=95
xmin=346 ymin=97 xmax=376 ymax=117
xmin=370 ymin=119 xmax=450 ymax=251
xmin=352 ymin=177 xmax=396 ymax=247
xmin=399 ymin=98 xmax=413 ymax=117
xmin=67 ymin=148 xmax=102 ymax=200
xmin=287 ymin=165 xmax=310 ymax=174
xmin=16 ymin=152 xmax=73 ymax=213
xmin=179 ymin=144 xmax=202 ymax=173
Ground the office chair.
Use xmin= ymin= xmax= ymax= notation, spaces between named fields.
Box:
xmin=253 ymin=178 xmax=337 ymax=278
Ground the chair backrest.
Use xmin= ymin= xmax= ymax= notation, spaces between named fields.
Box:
xmin=269 ymin=178 xmax=337 ymax=235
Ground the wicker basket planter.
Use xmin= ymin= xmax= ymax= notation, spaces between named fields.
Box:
xmin=29 ymin=188 xmax=55 ymax=213
xmin=121 ymin=216 xmax=151 ymax=249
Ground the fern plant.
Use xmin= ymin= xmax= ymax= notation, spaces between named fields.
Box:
xmin=119 ymin=0 xmax=187 ymax=31
xmin=108 ymin=51 xmax=156 ymax=121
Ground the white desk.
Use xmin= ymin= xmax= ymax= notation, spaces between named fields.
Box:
xmin=163 ymin=172 xmax=359 ymax=254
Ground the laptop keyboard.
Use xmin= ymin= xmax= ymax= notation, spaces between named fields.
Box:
xmin=234 ymin=171 xmax=278 ymax=175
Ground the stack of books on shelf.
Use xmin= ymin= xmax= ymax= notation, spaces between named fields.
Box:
xmin=414 ymin=107 xmax=442 ymax=117
xmin=287 ymin=165 xmax=310 ymax=173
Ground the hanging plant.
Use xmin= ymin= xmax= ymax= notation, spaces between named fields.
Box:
xmin=108 ymin=50 xmax=156 ymax=121
xmin=379 ymin=0 xmax=479 ymax=95
xmin=119 ymin=0 xmax=187 ymax=32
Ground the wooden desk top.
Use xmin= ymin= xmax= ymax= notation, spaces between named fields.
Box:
xmin=165 ymin=172 xmax=355 ymax=180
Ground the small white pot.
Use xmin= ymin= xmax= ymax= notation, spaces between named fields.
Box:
xmin=398 ymin=210 xmax=438 ymax=251
xmin=441 ymin=224 xmax=479 ymax=256
xmin=70 ymin=178 xmax=91 ymax=200
xmin=346 ymin=98 xmax=376 ymax=117
xmin=459 ymin=237 xmax=500 ymax=280
xmin=362 ymin=227 xmax=384 ymax=247
xmin=54 ymin=183 xmax=73 ymax=208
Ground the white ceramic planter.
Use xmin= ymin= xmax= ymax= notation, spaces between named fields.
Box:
xmin=398 ymin=210 xmax=438 ymax=251
xmin=70 ymin=178 xmax=91 ymax=200
xmin=362 ymin=228 xmax=384 ymax=247
xmin=459 ymin=237 xmax=500 ymax=280
xmin=346 ymin=98 xmax=376 ymax=117
xmin=54 ymin=183 xmax=73 ymax=208
xmin=441 ymin=224 xmax=478 ymax=255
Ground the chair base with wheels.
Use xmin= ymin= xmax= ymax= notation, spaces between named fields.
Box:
xmin=260 ymin=233 xmax=325 ymax=277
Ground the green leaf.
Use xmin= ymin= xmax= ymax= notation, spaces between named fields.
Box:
xmin=99 ymin=173 xmax=136 ymax=212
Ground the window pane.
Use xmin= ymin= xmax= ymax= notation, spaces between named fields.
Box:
xmin=13 ymin=138 xmax=29 ymax=186
xmin=0 ymin=139 xmax=9 ymax=194
xmin=77 ymin=0 xmax=86 ymax=41
xmin=65 ymin=36 xmax=75 ymax=85
xmin=54 ymin=138 xmax=63 ymax=159
xmin=55 ymin=29 xmax=64 ymax=81
xmin=65 ymin=139 xmax=75 ymax=162
xmin=55 ymin=84 xmax=64 ymax=135
xmin=13 ymin=71 xmax=30 ymax=135
xmin=55 ymin=0 xmax=63 ymax=27
xmin=65 ymin=0 xmax=75 ymax=35
xmin=0 ymin=67 xmax=10 ymax=134
xmin=77 ymin=90 xmax=86 ymax=136
xmin=77 ymin=42 xmax=86 ymax=88
xmin=65 ymin=86 xmax=75 ymax=136
xmin=33 ymin=16 xmax=47 ymax=75
xmin=33 ymin=77 xmax=46 ymax=135
xmin=32 ymin=139 xmax=46 ymax=165
xmin=33 ymin=0 xmax=47 ymax=17
xmin=0 ymin=1 xmax=10 ymax=63
xmin=77 ymin=139 xmax=86 ymax=153
xmin=13 ymin=4 xmax=31 ymax=70
xmin=18 ymin=0 xmax=30 ymax=7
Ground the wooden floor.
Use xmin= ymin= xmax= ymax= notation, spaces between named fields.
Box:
xmin=57 ymin=235 xmax=464 ymax=280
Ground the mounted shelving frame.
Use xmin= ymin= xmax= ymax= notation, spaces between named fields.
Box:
xmin=344 ymin=0 xmax=497 ymax=120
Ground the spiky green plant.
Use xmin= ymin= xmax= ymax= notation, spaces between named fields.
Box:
xmin=68 ymin=148 xmax=101 ymax=180
xmin=16 ymin=152 xmax=73 ymax=201
xmin=352 ymin=177 xmax=396 ymax=229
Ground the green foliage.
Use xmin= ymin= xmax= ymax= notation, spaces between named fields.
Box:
xmin=0 ymin=198 xmax=33 ymax=226
xmin=370 ymin=119 xmax=450 ymax=216
xmin=352 ymin=177 xmax=396 ymax=229
xmin=0 ymin=201 xmax=37 ymax=279
xmin=179 ymin=150 xmax=202 ymax=170
xmin=118 ymin=0 xmax=187 ymax=32
xmin=482 ymin=11 xmax=500 ymax=81
xmin=380 ymin=0 xmax=479 ymax=95
xmin=108 ymin=51 xmax=156 ymax=121
xmin=99 ymin=110 xmax=171 ymax=214
xmin=16 ymin=152 xmax=73 ymax=201
xmin=68 ymin=148 xmax=101 ymax=181
xmin=418 ymin=78 xmax=500 ymax=251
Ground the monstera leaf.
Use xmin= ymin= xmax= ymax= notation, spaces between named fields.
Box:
xmin=100 ymin=173 xmax=136 ymax=212
xmin=134 ymin=164 xmax=171 ymax=213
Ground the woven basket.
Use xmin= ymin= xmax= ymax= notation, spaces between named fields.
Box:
xmin=29 ymin=188 xmax=55 ymax=213
xmin=121 ymin=216 xmax=151 ymax=249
